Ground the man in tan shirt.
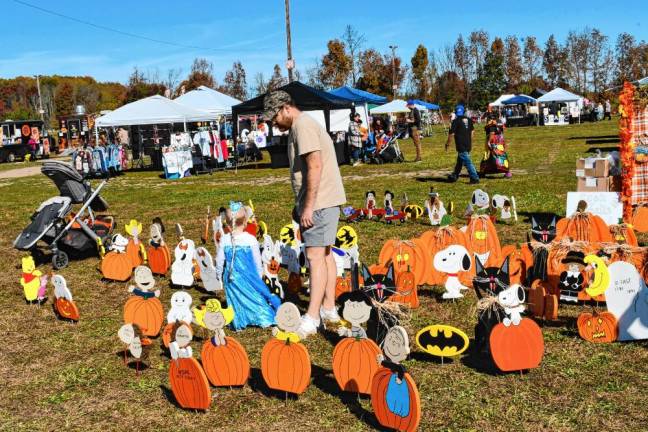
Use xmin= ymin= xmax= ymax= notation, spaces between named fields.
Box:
xmin=263 ymin=90 xmax=347 ymax=338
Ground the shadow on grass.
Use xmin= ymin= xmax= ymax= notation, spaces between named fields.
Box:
xmin=568 ymin=135 xmax=618 ymax=140
xmin=310 ymin=364 xmax=389 ymax=431
xmin=585 ymin=138 xmax=619 ymax=145
xmin=460 ymin=348 xmax=501 ymax=376
xmin=247 ymin=367 xmax=299 ymax=401
xmin=585 ymin=146 xmax=619 ymax=153
xmin=409 ymin=351 xmax=456 ymax=365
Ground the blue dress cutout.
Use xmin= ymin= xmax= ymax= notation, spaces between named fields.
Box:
xmin=216 ymin=232 xmax=280 ymax=330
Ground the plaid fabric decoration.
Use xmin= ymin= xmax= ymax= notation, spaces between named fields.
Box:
xmin=635 ymin=107 xmax=648 ymax=148
xmin=631 ymin=161 xmax=648 ymax=205
xmin=347 ymin=121 xmax=362 ymax=148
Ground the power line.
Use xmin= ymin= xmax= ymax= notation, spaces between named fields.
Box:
xmin=12 ymin=0 xmax=257 ymax=53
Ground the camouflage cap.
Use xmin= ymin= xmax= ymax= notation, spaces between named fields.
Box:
xmin=263 ymin=90 xmax=293 ymax=120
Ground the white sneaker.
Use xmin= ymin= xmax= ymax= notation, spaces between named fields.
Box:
xmin=297 ymin=314 xmax=320 ymax=339
xmin=320 ymin=306 xmax=340 ymax=323
xmin=352 ymin=160 xmax=361 ymax=167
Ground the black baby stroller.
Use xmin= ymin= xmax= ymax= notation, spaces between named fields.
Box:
xmin=370 ymin=129 xmax=405 ymax=164
xmin=13 ymin=161 xmax=115 ymax=269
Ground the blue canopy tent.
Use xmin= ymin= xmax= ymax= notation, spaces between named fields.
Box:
xmin=410 ymin=99 xmax=440 ymax=110
xmin=329 ymin=86 xmax=387 ymax=104
xmin=502 ymin=94 xmax=537 ymax=105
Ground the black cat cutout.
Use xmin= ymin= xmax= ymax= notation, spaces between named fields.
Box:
xmin=473 ymin=257 xmax=510 ymax=358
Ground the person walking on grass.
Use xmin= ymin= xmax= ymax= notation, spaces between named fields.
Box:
xmin=406 ymin=100 xmax=422 ymax=162
xmin=348 ymin=112 xmax=363 ymax=166
xmin=446 ymin=104 xmax=479 ymax=184
xmin=604 ymin=99 xmax=612 ymax=121
xmin=263 ymin=90 xmax=347 ymax=339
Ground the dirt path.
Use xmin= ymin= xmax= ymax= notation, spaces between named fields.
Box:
xmin=0 ymin=165 xmax=41 ymax=179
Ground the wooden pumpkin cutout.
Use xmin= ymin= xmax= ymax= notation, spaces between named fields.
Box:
xmin=125 ymin=219 xmax=146 ymax=268
xmin=102 ymin=234 xmax=132 ymax=281
xmin=501 ymin=245 xmax=526 ymax=285
xmin=168 ymin=322 xmax=211 ymax=410
xmin=577 ymin=310 xmax=618 ymax=343
xmin=378 ymin=240 xmax=426 ymax=286
xmin=489 ymin=318 xmax=544 ymax=372
xmin=261 ymin=303 xmax=311 ymax=395
xmin=555 ymin=202 xmax=612 ymax=244
xmin=147 ymin=221 xmax=171 ymax=275
xmin=609 ymin=224 xmax=639 ymax=246
xmin=52 ymin=274 xmax=79 ymax=321
xmin=420 ymin=224 xmax=468 ymax=286
xmin=632 ymin=207 xmax=648 ymax=233
xmin=465 ymin=215 xmax=502 ymax=268
xmin=198 ymin=299 xmax=250 ymax=387
xmin=335 ymin=274 xmax=352 ymax=299
xmin=163 ymin=320 xmax=193 ymax=348
xmin=371 ymin=326 xmax=421 ymax=432
xmin=392 ymin=266 xmax=419 ymax=308
xmin=123 ymin=269 xmax=164 ymax=337
xmin=605 ymin=261 xmax=648 ymax=341
xmin=333 ymin=290 xmax=382 ymax=394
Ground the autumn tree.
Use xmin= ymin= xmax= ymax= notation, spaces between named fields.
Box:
xmin=468 ymin=30 xmax=490 ymax=79
xmin=522 ymin=36 xmax=543 ymax=81
xmin=318 ymin=39 xmax=352 ymax=88
xmin=356 ymin=49 xmax=406 ymax=98
xmin=342 ymin=25 xmax=365 ymax=86
xmin=253 ymin=73 xmax=268 ymax=96
xmin=471 ymin=38 xmax=506 ymax=108
xmin=180 ymin=58 xmax=216 ymax=91
xmin=565 ymin=29 xmax=590 ymax=93
xmin=267 ymin=64 xmax=287 ymax=91
xmin=543 ymin=35 xmax=566 ymax=87
xmin=453 ymin=35 xmax=471 ymax=101
xmin=614 ymin=33 xmax=645 ymax=85
xmin=125 ymin=67 xmax=165 ymax=102
xmin=589 ymin=29 xmax=613 ymax=94
xmin=505 ymin=36 xmax=523 ymax=91
xmin=221 ymin=61 xmax=247 ymax=100
xmin=435 ymin=71 xmax=465 ymax=109
xmin=54 ymin=82 xmax=75 ymax=117
xmin=411 ymin=44 xmax=430 ymax=99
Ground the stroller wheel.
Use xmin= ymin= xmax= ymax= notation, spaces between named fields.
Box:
xmin=52 ymin=251 xmax=69 ymax=270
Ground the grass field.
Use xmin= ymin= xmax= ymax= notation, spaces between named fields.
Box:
xmin=2 ymin=119 xmax=646 ymax=432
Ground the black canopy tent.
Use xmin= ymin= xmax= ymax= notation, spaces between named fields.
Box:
xmin=232 ymin=81 xmax=354 ymax=167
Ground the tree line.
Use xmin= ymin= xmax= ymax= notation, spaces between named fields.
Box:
xmin=1 ymin=26 xmax=646 ymax=128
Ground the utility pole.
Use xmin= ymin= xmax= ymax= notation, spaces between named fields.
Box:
xmin=389 ymin=45 xmax=397 ymax=99
xmin=284 ymin=0 xmax=295 ymax=82
xmin=35 ymin=74 xmax=45 ymax=122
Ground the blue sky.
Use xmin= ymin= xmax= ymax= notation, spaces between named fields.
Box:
xmin=1 ymin=0 xmax=646 ymax=85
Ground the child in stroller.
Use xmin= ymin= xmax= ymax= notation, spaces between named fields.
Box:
xmin=480 ymin=118 xmax=512 ymax=178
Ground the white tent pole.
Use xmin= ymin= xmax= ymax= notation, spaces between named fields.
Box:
xmin=95 ymin=124 xmax=99 ymax=144
xmin=183 ymin=118 xmax=187 ymax=132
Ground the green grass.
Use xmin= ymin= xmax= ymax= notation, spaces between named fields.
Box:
xmin=1 ymin=120 xmax=647 ymax=432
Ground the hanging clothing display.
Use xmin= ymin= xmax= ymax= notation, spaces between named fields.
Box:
xmin=193 ymin=130 xmax=212 ymax=156
xmin=170 ymin=132 xmax=192 ymax=150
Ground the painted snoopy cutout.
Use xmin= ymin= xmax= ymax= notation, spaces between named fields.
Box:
xmin=497 ymin=284 xmax=526 ymax=326
xmin=433 ymin=245 xmax=472 ymax=299
xmin=171 ymin=238 xmax=196 ymax=288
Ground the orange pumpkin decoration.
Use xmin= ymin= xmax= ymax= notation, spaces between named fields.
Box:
xmin=490 ymin=318 xmax=544 ymax=372
xmin=501 ymin=245 xmax=526 ymax=285
xmin=287 ymin=272 xmax=302 ymax=295
xmin=544 ymin=294 xmax=558 ymax=320
xmin=332 ymin=337 xmax=382 ymax=394
xmin=632 ymin=207 xmax=648 ymax=233
xmin=378 ymin=240 xmax=426 ymax=286
xmin=169 ymin=357 xmax=211 ymax=410
xmin=420 ymin=225 xmax=468 ymax=286
xmin=147 ymin=244 xmax=171 ymax=275
xmin=577 ymin=310 xmax=618 ymax=343
xmin=609 ymin=224 xmax=639 ymax=246
xmin=371 ymin=367 xmax=421 ymax=432
xmin=555 ymin=211 xmax=612 ymax=244
xmin=466 ymin=215 xmax=502 ymax=268
xmin=101 ymin=251 xmax=133 ymax=281
xmin=162 ymin=321 xmax=193 ymax=348
xmin=54 ymin=298 xmax=80 ymax=321
xmin=261 ymin=338 xmax=311 ymax=394
xmin=123 ymin=296 xmax=164 ymax=337
xmin=335 ymin=275 xmax=352 ymax=299
xmin=126 ymin=239 xmax=144 ymax=268
xmin=392 ymin=267 xmax=419 ymax=308
xmin=527 ymin=280 xmax=547 ymax=319
xmin=201 ymin=336 xmax=250 ymax=387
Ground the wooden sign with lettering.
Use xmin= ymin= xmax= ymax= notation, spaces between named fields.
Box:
xmin=605 ymin=261 xmax=648 ymax=341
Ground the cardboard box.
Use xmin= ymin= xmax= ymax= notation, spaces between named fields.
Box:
xmin=577 ymin=176 xmax=618 ymax=192
xmin=576 ymin=158 xmax=609 ymax=178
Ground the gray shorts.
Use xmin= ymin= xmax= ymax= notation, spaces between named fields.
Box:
xmin=300 ymin=206 xmax=340 ymax=247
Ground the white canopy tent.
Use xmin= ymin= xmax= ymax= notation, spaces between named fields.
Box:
xmin=489 ymin=94 xmax=516 ymax=107
xmin=370 ymin=99 xmax=415 ymax=114
xmin=537 ymin=87 xmax=584 ymax=104
xmin=95 ymin=95 xmax=214 ymax=128
xmin=174 ymin=85 xmax=241 ymax=116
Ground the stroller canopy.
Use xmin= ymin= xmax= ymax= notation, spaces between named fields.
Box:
xmin=42 ymin=161 xmax=108 ymax=211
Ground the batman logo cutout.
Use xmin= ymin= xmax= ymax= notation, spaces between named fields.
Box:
xmin=404 ymin=204 xmax=424 ymax=220
xmin=415 ymin=324 xmax=469 ymax=357
xmin=335 ymin=225 xmax=358 ymax=249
